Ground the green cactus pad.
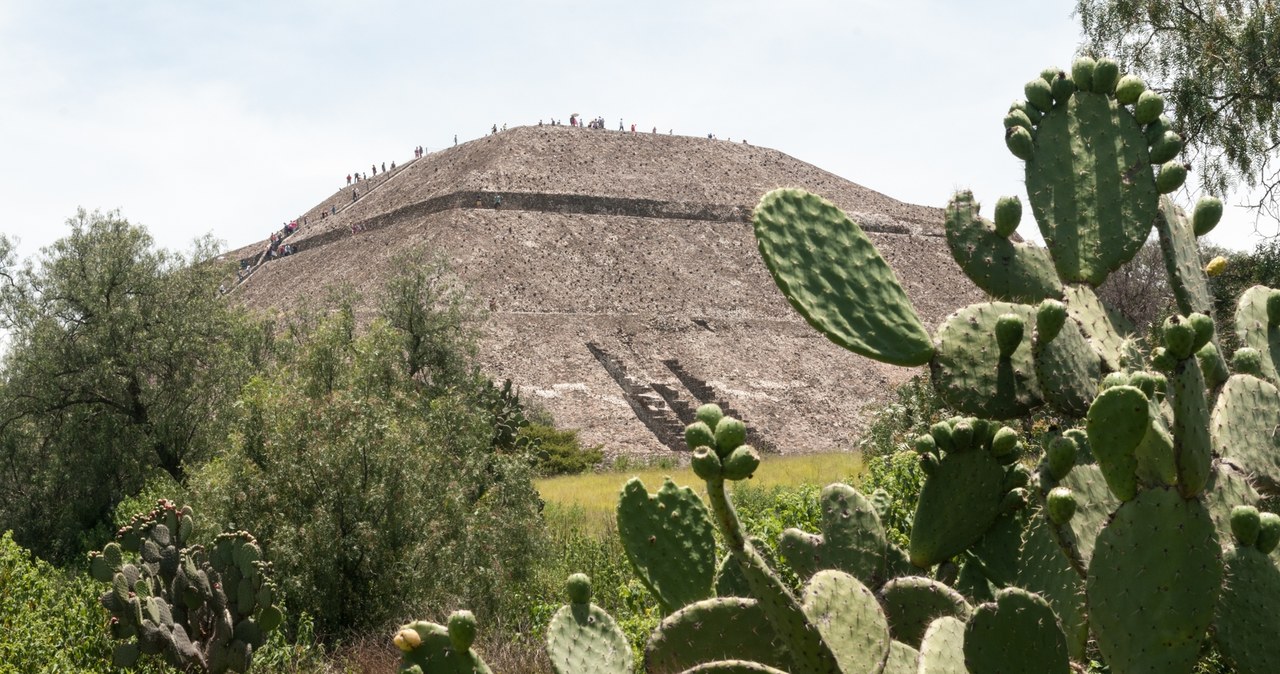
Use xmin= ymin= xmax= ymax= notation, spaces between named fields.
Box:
xmin=1234 ymin=285 xmax=1280 ymax=385
xmin=713 ymin=537 xmax=777 ymax=598
xmin=1033 ymin=309 xmax=1100 ymax=417
xmin=917 ymin=616 xmax=967 ymax=674
xmin=616 ymin=478 xmax=717 ymax=612
xmin=1087 ymin=487 xmax=1222 ymax=674
xmin=1155 ymin=196 xmax=1214 ymax=316
xmin=1205 ymin=462 xmax=1263 ymax=549
xmin=944 ymin=191 xmax=1063 ymax=303
xmin=546 ymin=602 xmax=631 ymax=674
xmin=753 ymin=188 xmax=934 ymax=366
xmin=931 ymin=302 xmax=1043 ymax=419
xmin=1057 ymin=462 xmax=1120 ymax=565
xmin=1086 ymin=385 xmax=1153 ymax=500
xmin=1212 ymin=374 xmax=1280 ymax=493
xmin=1213 ymin=543 xmax=1280 ymax=674
xmin=800 ymin=570 xmax=891 ymax=674
xmin=1017 ymin=511 xmax=1088 ymax=661
xmin=777 ymin=483 xmax=888 ymax=586
xmin=677 ymin=662 xmax=790 ymax=674
xmin=1171 ymin=356 xmax=1213 ymax=497
xmin=1063 ymin=284 xmax=1135 ymax=372
xmin=963 ymin=588 xmax=1070 ymax=674
xmin=883 ymin=640 xmax=921 ymax=674
xmin=909 ymin=441 xmax=1009 ymax=567
xmin=398 ymin=621 xmax=494 ymax=674
xmin=954 ymin=559 xmax=995 ymax=604
xmin=644 ymin=598 xmax=787 ymax=674
xmin=877 ymin=576 xmax=972 ymax=648
xmin=1025 ymin=90 xmax=1158 ymax=285
xmin=966 ymin=508 xmax=1027 ymax=589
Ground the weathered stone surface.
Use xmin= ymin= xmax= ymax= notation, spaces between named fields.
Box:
xmin=227 ymin=126 xmax=982 ymax=457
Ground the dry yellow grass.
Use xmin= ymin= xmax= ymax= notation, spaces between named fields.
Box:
xmin=536 ymin=452 xmax=864 ymax=532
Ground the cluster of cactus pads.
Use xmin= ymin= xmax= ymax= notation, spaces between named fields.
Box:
xmin=393 ymin=57 xmax=1280 ymax=674
xmin=90 ymin=500 xmax=282 ymax=673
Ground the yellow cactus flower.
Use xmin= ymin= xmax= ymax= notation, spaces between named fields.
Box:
xmin=1205 ymin=256 xmax=1228 ymax=277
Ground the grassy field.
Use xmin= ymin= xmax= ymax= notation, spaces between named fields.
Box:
xmin=536 ymin=451 xmax=864 ymax=533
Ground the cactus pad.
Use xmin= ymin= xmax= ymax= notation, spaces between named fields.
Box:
xmin=883 ymin=640 xmax=921 ymax=674
xmin=1024 ymin=90 xmax=1158 ymax=285
xmin=877 ymin=576 xmax=972 ymax=648
xmin=944 ymin=190 xmax=1063 ymax=303
xmin=1087 ymin=487 xmax=1222 ymax=674
xmin=644 ymin=598 xmax=786 ymax=674
xmin=753 ymin=188 xmax=934 ymax=366
xmin=909 ymin=420 xmax=1015 ymax=567
xmin=1171 ymin=356 xmax=1213 ymax=497
xmin=1205 ymin=462 xmax=1263 ymax=549
xmin=917 ymin=616 xmax=967 ymax=674
xmin=799 ymin=570 xmax=891 ymax=674
xmin=1156 ymin=196 xmax=1213 ymax=315
xmin=1017 ymin=511 xmax=1088 ymax=661
xmin=1213 ymin=374 xmax=1280 ymax=492
xmin=1063 ymin=284 xmax=1135 ymax=371
xmin=1032 ymin=307 xmax=1100 ymax=416
xmin=777 ymin=483 xmax=888 ymax=586
xmin=546 ymin=588 xmax=631 ymax=674
xmin=1213 ymin=539 xmax=1280 ymax=674
xmin=931 ymin=302 xmax=1043 ymax=419
xmin=1233 ymin=285 xmax=1280 ymax=385
xmin=964 ymin=588 xmax=1070 ymax=674
xmin=616 ymin=478 xmax=717 ymax=611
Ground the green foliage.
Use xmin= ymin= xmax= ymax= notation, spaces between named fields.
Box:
xmin=0 ymin=531 xmax=127 ymax=673
xmin=856 ymin=375 xmax=951 ymax=459
xmin=1077 ymin=0 xmax=1280 ymax=224
xmin=0 ymin=211 xmax=257 ymax=563
xmin=520 ymin=422 xmax=604 ymax=476
xmin=189 ymin=261 xmax=544 ymax=639
xmin=857 ymin=451 xmax=925 ymax=549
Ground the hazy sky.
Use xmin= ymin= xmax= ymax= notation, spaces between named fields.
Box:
xmin=0 ymin=0 xmax=1268 ymax=262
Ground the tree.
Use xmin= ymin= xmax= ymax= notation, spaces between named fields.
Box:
xmin=0 ymin=210 xmax=253 ymax=561
xmin=190 ymin=271 xmax=543 ymax=637
xmin=1076 ymin=0 xmax=1280 ymax=225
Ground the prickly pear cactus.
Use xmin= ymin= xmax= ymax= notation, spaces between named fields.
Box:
xmin=908 ymin=418 xmax=1026 ymax=567
xmin=616 ymin=477 xmax=717 ymax=612
xmin=1212 ymin=507 xmax=1280 ymax=673
xmin=90 ymin=500 xmax=281 ymax=674
xmin=547 ymin=574 xmax=632 ymax=674
xmin=394 ymin=611 xmax=493 ymax=674
xmin=778 ymin=483 xmax=900 ymax=587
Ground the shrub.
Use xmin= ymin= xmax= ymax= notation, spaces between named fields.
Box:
xmin=521 ymin=423 xmax=604 ymax=476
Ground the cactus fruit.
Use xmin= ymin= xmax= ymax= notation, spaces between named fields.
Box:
xmin=752 ymin=188 xmax=934 ymax=366
xmin=1092 ymin=57 xmax=1121 ymax=93
xmin=1045 ymin=487 xmax=1077 ymax=524
xmin=992 ymin=196 xmax=1022 ymax=237
xmin=1193 ymin=197 xmax=1224 ymax=236
xmin=1133 ymin=90 xmax=1166 ymax=124
xmin=1157 ymin=161 xmax=1189 ymax=193
xmin=1114 ymin=74 xmax=1146 ymax=104
xmin=616 ymin=478 xmax=717 ymax=612
xmin=546 ymin=576 xmax=632 ymax=674
xmin=1070 ymin=57 xmax=1096 ymax=92
xmin=1025 ymin=78 xmax=1054 ymax=112
xmin=91 ymin=501 xmax=280 ymax=674
xmin=1206 ymin=255 xmax=1228 ymax=277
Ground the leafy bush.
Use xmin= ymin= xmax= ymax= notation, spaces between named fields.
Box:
xmin=0 ymin=531 xmax=151 ymax=673
xmin=856 ymin=375 xmax=951 ymax=459
xmin=521 ymin=423 xmax=604 ymax=476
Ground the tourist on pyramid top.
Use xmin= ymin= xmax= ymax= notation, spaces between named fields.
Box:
xmin=382 ymin=162 xmax=386 ymax=172
xmin=346 ymin=174 xmax=351 ymax=185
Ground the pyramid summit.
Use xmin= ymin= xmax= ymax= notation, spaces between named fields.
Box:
xmin=226 ymin=125 xmax=982 ymax=456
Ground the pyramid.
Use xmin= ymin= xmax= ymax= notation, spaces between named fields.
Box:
xmin=226 ymin=125 xmax=983 ymax=456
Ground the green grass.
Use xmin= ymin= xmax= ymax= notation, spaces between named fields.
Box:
xmin=535 ymin=452 xmax=864 ymax=534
